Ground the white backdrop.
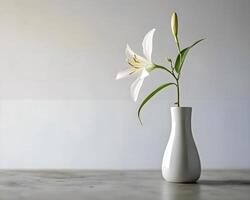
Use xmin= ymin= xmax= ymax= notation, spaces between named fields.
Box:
xmin=0 ymin=0 xmax=249 ymax=169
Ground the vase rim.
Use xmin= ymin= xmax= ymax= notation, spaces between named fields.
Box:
xmin=170 ymin=106 xmax=192 ymax=109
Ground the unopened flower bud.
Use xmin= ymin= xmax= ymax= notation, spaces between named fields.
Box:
xmin=171 ymin=12 xmax=178 ymax=41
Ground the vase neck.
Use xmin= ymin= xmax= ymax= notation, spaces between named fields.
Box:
xmin=171 ymin=107 xmax=192 ymax=133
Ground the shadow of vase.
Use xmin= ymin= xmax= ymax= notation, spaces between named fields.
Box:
xmin=198 ymin=179 xmax=250 ymax=186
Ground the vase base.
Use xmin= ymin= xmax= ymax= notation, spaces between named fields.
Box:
xmin=162 ymin=169 xmax=201 ymax=183
xmin=162 ymin=174 xmax=200 ymax=184
xmin=163 ymin=179 xmax=199 ymax=184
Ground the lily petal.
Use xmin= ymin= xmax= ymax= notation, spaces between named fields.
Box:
xmin=130 ymin=78 xmax=144 ymax=102
xmin=142 ymin=28 xmax=155 ymax=62
xmin=116 ymin=68 xmax=136 ymax=80
xmin=130 ymin=69 xmax=149 ymax=101
xmin=139 ymin=68 xmax=149 ymax=79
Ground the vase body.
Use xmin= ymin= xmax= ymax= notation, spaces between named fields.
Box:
xmin=162 ymin=107 xmax=201 ymax=183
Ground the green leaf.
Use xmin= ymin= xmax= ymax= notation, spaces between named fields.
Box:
xmin=137 ymin=83 xmax=175 ymax=125
xmin=175 ymin=38 xmax=205 ymax=73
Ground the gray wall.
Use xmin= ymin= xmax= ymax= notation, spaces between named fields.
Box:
xmin=0 ymin=0 xmax=249 ymax=169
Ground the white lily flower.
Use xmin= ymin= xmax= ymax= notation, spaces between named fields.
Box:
xmin=116 ymin=28 xmax=156 ymax=102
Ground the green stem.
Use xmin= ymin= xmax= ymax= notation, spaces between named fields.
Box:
xmin=153 ymin=65 xmax=178 ymax=80
xmin=153 ymin=64 xmax=180 ymax=106
xmin=176 ymin=79 xmax=180 ymax=107
xmin=153 ymin=65 xmax=172 ymax=75
xmin=175 ymin=36 xmax=181 ymax=105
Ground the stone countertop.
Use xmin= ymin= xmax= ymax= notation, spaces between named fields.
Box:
xmin=0 ymin=170 xmax=249 ymax=200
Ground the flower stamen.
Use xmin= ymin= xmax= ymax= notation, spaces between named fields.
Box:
xmin=133 ymin=55 xmax=140 ymax=63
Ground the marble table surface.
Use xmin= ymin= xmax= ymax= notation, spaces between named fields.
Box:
xmin=0 ymin=170 xmax=249 ymax=200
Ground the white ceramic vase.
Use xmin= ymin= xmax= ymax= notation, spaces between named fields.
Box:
xmin=162 ymin=107 xmax=201 ymax=183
